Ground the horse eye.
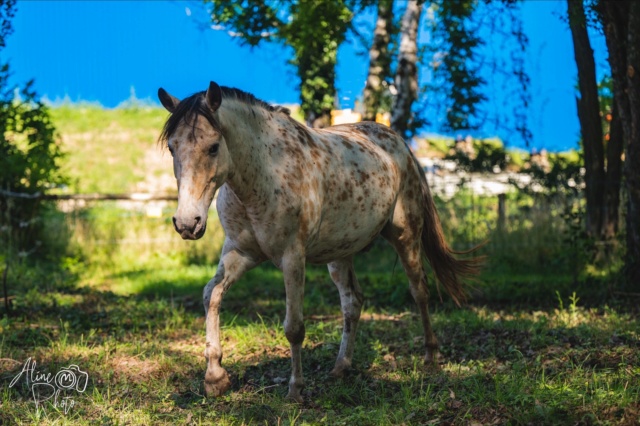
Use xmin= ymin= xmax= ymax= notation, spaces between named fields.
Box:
xmin=209 ymin=144 xmax=219 ymax=157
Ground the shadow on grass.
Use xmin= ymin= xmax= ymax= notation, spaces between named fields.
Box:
xmin=3 ymin=276 xmax=639 ymax=425
xmin=162 ymin=321 xmax=638 ymax=426
xmin=3 ymin=246 xmax=639 ymax=425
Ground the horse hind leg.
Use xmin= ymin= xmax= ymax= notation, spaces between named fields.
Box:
xmin=382 ymin=227 xmax=439 ymax=365
xmin=327 ymin=259 xmax=364 ymax=377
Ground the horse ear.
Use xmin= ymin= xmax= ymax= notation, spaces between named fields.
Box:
xmin=205 ymin=81 xmax=222 ymax=111
xmin=158 ymin=88 xmax=179 ymax=113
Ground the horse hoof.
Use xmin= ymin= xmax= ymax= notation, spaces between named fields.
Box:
xmin=329 ymin=366 xmax=347 ymax=378
xmin=424 ymin=353 xmax=440 ymax=370
xmin=286 ymin=391 xmax=304 ymax=403
xmin=286 ymin=379 xmax=304 ymax=403
xmin=329 ymin=359 xmax=351 ymax=378
xmin=204 ymin=369 xmax=231 ymax=397
xmin=425 ymin=347 xmax=440 ymax=364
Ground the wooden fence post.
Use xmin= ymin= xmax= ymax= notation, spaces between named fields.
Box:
xmin=498 ymin=193 xmax=507 ymax=232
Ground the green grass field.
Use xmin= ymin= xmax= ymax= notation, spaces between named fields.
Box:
xmin=1 ymin=105 xmax=638 ymax=425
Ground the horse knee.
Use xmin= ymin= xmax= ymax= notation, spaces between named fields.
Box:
xmin=343 ymin=300 xmax=362 ymax=322
xmin=203 ymin=265 xmax=226 ymax=310
xmin=203 ymin=281 xmax=225 ymax=312
xmin=284 ymin=320 xmax=305 ymax=345
xmin=409 ymin=281 xmax=429 ymax=303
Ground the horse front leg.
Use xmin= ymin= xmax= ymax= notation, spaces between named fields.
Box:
xmin=203 ymin=246 xmax=260 ymax=397
xmin=282 ymin=251 xmax=306 ymax=403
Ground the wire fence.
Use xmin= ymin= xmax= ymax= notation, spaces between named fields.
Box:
xmin=0 ymin=176 xmax=597 ymax=256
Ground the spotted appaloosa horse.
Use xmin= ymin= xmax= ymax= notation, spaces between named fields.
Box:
xmin=157 ymin=81 xmax=481 ymax=402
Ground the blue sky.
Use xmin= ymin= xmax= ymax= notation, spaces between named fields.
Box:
xmin=2 ymin=1 xmax=609 ymax=151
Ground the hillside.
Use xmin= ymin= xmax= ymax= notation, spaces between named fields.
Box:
xmin=49 ymin=104 xmax=577 ymax=199
xmin=50 ymin=104 xmax=175 ymax=194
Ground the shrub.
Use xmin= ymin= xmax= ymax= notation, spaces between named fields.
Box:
xmin=0 ymin=1 xmax=66 ymax=251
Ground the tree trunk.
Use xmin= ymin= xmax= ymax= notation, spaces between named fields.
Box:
xmin=568 ymin=0 xmax=605 ymax=238
xmin=625 ymin=1 xmax=640 ymax=284
xmin=598 ymin=0 xmax=640 ymax=286
xmin=602 ymin=101 xmax=623 ymax=240
xmin=390 ymin=0 xmax=422 ymax=137
xmin=362 ymin=0 xmax=394 ymax=122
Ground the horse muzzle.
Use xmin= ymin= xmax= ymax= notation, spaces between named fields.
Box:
xmin=172 ymin=215 xmax=207 ymax=240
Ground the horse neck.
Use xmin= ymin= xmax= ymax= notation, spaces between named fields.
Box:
xmin=217 ymin=100 xmax=275 ymax=201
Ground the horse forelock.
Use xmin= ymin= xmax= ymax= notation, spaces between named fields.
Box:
xmin=158 ymin=87 xmax=287 ymax=148
xmin=158 ymin=92 xmax=219 ymax=147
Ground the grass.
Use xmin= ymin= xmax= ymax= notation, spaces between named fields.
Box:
xmin=49 ymin=104 xmax=171 ymax=194
xmin=1 ymin=210 xmax=639 ymax=425
xmin=1 ymin=104 xmax=638 ymax=424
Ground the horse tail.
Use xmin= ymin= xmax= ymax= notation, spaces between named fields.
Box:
xmin=410 ymin=154 xmax=484 ymax=306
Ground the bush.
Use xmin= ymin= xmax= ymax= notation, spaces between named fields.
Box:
xmin=0 ymin=1 xmax=66 ymax=251
xmin=445 ymin=137 xmax=508 ymax=173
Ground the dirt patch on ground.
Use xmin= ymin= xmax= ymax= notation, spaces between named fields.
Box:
xmin=109 ymin=356 xmax=163 ymax=383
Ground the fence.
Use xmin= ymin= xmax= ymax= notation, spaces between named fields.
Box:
xmin=2 ymin=176 xmax=618 ymax=316
xmin=0 ymin=173 xmax=599 ymax=267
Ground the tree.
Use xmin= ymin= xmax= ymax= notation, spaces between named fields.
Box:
xmin=429 ymin=0 xmax=486 ymax=133
xmin=595 ymin=0 xmax=640 ymax=285
xmin=0 ymin=0 xmax=65 ymax=249
xmin=390 ymin=0 xmax=422 ymax=136
xmin=362 ymin=0 xmax=394 ymax=122
xmin=283 ymin=1 xmax=353 ymax=128
xmin=206 ymin=0 xmax=355 ymax=128
xmin=601 ymin=79 xmax=623 ymax=241
xmin=567 ymin=0 xmax=606 ymax=238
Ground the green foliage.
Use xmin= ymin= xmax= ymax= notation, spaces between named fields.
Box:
xmin=283 ymin=1 xmax=352 ymax=124
xmin=560 ymin=202 xmax=597 ymax=282
xmin=206 ymin=0 xmax=357 ymax=124
xmin=425 ymin=0 xmax=531 ymax=144
xmin=444 ymin=137 xmax=508 ymax=173
xmin=208 ymin=0 xmax=282 ymax=47
xmin=0 ymin=0 xmax=15 ymax=49
xmin=429 ymin=0 xmax=486 ymax=131
xmin=0 ymin=1 xmax=65 ymax=250
xmin=0 ymin=77 xmax=64 ymax=195
xmin=598 ymin=74 xmax=615 ymax=139
xmin=520 ymin=151 xmax=584 ymax=196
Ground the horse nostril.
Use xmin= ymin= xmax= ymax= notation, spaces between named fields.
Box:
xmin=172 ymin=216 xmax=178 ymax=230
xmin=195 ymin=216 xmax=202 ymax=226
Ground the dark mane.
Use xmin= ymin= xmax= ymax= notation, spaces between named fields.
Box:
xmin=220 ymin=86 xmax=281 ymax=114
xmin=159 ymin=86 xmax=287 ymax=144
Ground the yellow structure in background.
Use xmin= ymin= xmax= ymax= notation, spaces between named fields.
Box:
xmin=330 ymin=109 xmax=391 ymax=127
xmin=375 ymin=112 xmax=391 ymax=127
xmin=331 ymin=109 xmax=361 ymax=125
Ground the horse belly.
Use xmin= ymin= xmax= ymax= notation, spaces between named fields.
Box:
xmin=305 ymin=182 xmax=396 ymax=264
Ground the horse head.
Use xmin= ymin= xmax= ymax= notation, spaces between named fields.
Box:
xmin=158 ymin=81 xmax=233 ymax=240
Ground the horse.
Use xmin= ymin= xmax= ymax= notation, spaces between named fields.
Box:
xmin=157 ymin=81 xmax=481 ymax=402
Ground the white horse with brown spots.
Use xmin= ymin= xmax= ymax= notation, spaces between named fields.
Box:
xmin=157 ymin=82 xmax=481 ymax=402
